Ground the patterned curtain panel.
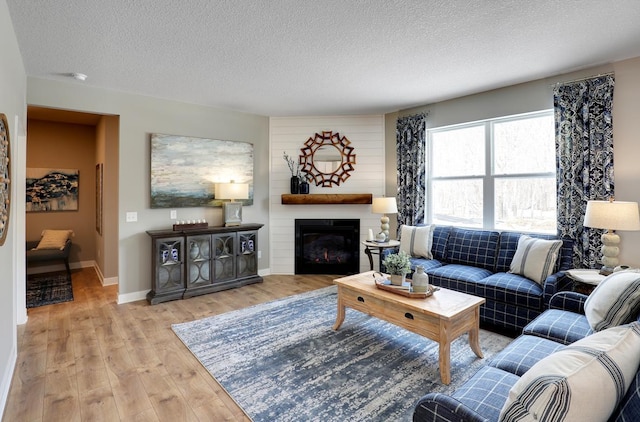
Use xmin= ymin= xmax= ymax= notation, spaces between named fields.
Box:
xmin=554 ymin=75 xmax=614 ymax=268
xmin=396 ymin=113 xmax=427 ymax=229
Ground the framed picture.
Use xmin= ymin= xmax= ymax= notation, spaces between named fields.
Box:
xmin=26 ymin=168 xmax=79 ymax=212
xmin=150 ymin=133 xmax=254 ymax=208
xmin=0 ymin=114 xmax=10 ymax=246
xmin=96 ymin=163 xmax=103 ymax=235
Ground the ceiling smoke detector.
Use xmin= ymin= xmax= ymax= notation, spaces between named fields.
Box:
xmin=70 ymin=72 xmax=87 ymax=81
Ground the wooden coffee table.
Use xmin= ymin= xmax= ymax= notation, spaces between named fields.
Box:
xmin=333 ymin=271 xmax=485 ymax=384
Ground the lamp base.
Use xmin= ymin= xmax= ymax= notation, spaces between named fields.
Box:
xmin=223 ymin=201 xmax=243 ymax=227
xmin=379 ymin=215 xmax=390 ymax=241
xmin=599 ymin=231 xmax=620 ymax=272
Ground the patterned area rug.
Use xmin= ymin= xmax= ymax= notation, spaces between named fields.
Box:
xmin=26 ymin=272 xmax=73 ymax=308
xmin=172 ymin=286 xmax=512 ymax=421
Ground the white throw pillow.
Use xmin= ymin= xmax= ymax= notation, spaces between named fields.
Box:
xmin=585 ymin=270 xmax=640 ymax=331
xmin=509 ymin=235 xmax=562 ymax=285
xmin=35 ymin=229 xmax=73 ymax=250
xmin=399 ymin=225 xmax=434 ymax=259
xmin=500 ymin=322 xmax=640 ymax=422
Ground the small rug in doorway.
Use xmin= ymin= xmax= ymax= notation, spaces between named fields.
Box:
xmin=26 ymin=272 xmax=74 ymax=308
xmin=172 ymin=286 xmax=513 ymax=421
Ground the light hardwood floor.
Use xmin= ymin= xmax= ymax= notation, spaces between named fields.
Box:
xmin=4 ymin=268 xmax=335 ymax=421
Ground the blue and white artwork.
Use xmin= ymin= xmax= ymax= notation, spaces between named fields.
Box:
xmin=150 ymin=133 xmax=254 ymax=208
xmin=26 ymin=168 xmax=79 ymax=212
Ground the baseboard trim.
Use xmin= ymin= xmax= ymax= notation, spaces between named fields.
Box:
xmin=0 ymin=342 xmax=17 ymax=421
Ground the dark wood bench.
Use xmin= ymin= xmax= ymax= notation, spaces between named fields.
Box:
xmin=26 ymin=239 xmax=72 ymax=280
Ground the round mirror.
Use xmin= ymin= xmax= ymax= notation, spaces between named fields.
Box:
xmin=299 ymin=131 xmax=356 ymax=187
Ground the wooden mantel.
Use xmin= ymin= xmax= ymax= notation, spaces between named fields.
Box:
xmin=281 ymin=193 xmax=373 ymax=205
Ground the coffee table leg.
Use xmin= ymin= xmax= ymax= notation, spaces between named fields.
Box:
xmin=438 ymin=321 xmax=452 ymax=385
xmin=333 ymin=293 xmax=345 ymax=330
xmin=469 ymin=308 xmax=483 ymax=358
xmin=438 ymin=340 xmax=451 ymax=385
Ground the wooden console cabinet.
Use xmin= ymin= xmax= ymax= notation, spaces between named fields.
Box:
xmin=146 ymin=223 xmax=263 ymax=304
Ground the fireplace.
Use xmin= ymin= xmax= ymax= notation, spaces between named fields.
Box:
xmin=295 ymin=219 xmax=360 ymax=275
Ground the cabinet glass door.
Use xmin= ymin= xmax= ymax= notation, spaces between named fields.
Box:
xmin=155 ymin=237 xmax=184 ymax=293
xmin=237 ymin=231 xmax=258 ymax=278
xmin=186 ymin=235 xmax=212 ymax=288
xmin=213 ymin=233 xmax=236 ymax=282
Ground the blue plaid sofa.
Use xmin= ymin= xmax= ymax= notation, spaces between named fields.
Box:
xmin=383 ymin=226 xmax=574 ymax=332
xmin=413 ymin=291 xmax=640 ymax=421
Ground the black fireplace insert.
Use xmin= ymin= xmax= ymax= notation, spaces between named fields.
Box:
xmin=295 ymin=219 xmax=360 ymax=275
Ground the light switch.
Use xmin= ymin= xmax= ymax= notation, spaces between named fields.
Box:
xmin=126 ymin=212 xmax=138 ymax=222
xmin=170 ymin=210 xmax=177 ymax=219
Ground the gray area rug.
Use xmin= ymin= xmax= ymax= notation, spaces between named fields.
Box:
xmin=172 ymin=286 xmax=512 ymax=421
xmin=26 ymin=272 xmax=73 ymax=308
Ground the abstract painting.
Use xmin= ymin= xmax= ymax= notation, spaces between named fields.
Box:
xmin=150 ymin=133 xmax=254 ymax=208
xmin=26 ymin=168 xmax=79 ymax=212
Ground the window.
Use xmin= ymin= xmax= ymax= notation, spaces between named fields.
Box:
xmin=427 ymin=111 xmax=556 ymax=233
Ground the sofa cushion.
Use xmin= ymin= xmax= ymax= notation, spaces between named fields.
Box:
xmin=496 ymin=231 xmax=569 ymax=274
xmin=451 ymin=366 xmax=520 ymax=422
xmin=489 ymin=335 xmax=565 ymax=377
xmin=509 ymin=235 xmax=562 ymax=285
xmin=408 ymin=257 xmax=443 ymax=272
xmin=584 ymin=270 xmax=640 ymax=331
xmin=477 ymin=272 xmax=544 ymax=310
xmin=446 ymin=227 xmax=500 ymax=272
xmin=522 ymin=309 xmax=593 ymax=345
xmin=431 ymin=225 xmax=452 ymax=262
xmin=481 ymin=302 xmax=544 ymax=334
xmin=500 ymin=322 xmax=640 ymax=422
xmin=35 ymin=229 xmax=73 ymax=250
xmin=609 ymin=369 xmax=640 ymax=422
xmin=428 ymin=264 xmax=491 ymax=295
xmin=399 ymin=224 xmax=434 ymax=259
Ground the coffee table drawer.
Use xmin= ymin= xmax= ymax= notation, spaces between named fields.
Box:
xmin=339 ymin=286 xmax=440 ymax=339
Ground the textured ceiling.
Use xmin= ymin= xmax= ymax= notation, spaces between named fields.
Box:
xmin=7 ymin=1 xmax=640 ymax=116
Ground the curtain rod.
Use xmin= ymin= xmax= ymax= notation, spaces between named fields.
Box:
xmin=551 ymin=72 xmax=614 ymax=87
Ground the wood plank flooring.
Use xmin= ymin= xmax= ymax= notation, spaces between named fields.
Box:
xmin=3 ymin=268 xmax=334 ymax=421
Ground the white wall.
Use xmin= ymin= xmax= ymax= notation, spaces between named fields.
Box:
xmin=269 ymin=116 xmax=385 ymax=274
xmin=26 ymin=78 xmax=270 ymax=302
xmin=389 ymin=57 xmax=640 ymax=268
xmin=0 ymin=0 xmax=26 ymax=412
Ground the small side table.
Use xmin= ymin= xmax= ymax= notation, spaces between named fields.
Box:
xmin=362 ymin=240 xmax=400 ymax=271
xmin=566 ymin=269 xmax=606 ymax=295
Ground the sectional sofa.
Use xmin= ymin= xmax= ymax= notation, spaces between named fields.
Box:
xmin=413 ymin=269 xmax=640 ymax=421
xmin=383 ymin=225 xmax=574 ymax=332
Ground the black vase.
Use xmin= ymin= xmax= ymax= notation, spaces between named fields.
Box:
xmin=290 ymin=176 xmax=300 ymax=194
xmin=299 ymin=181 xmax=309 ymax=194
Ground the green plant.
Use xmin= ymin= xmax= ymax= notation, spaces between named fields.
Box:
xmin=382 ymin=251 xmax=411 ymax=275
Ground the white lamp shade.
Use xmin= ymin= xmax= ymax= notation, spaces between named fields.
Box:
xmin=584 ymin=200 xmax=640 ymax=231
xmin=216 ymin=182 xmax=249 ymax=201
xmin=372 ymin=197 xmax=398 ymax=214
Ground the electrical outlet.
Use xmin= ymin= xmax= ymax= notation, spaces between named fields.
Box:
xmin=170 ymin=210 xmax=177 ymax=219
xmin=126 ymin=211 xmax=138 ymax=222
xmin=258 ymin=250 xmax=262 ymax=259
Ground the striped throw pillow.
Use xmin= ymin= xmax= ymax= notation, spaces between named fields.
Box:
xmin=585 ymin=270 xmax=640 ymax=331
xmin=399 ymin=225 xmax=434 ymax=260
xmin=509 ymin=235 xmax=562 ymax=285
xmin=500 ymin=322 xmax=640 ymax=422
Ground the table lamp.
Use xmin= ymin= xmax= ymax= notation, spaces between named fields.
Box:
xmin=372 ymin=197 xmax=398 ymax=241
xmin=216 ymin=181 xmax=249 ymax=227
xmin=583 ymin=198 xmax=640 ymax=274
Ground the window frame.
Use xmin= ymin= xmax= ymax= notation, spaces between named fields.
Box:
xmin=426 ymin=110 xmax=556 ymax=233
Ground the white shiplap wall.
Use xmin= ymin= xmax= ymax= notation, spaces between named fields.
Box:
xmin=269 ymin=115 xmax=387 ymax=274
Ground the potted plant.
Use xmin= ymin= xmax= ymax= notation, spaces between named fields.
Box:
xmin=382 ymin=251 xmax=411 ymax=285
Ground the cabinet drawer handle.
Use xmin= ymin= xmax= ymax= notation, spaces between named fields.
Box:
xmin=357 ymin=296 xmax=365 ymax=303
xmin=405 ymin=312 xmax=414 ymax=320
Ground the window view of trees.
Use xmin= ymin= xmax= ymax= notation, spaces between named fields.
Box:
xmin=428 ymin=112 xmax=556 ymax=233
